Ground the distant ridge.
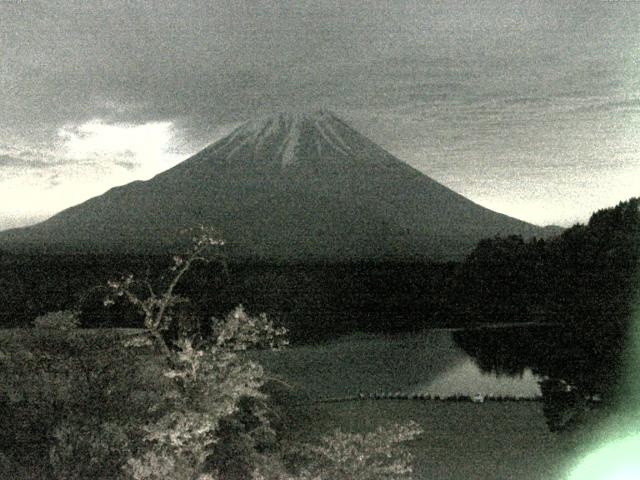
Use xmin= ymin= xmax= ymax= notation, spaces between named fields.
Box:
xmin=0 ymin=110 xmax=559 ymax=260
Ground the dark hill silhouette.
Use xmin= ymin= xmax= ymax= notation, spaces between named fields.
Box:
xmin=0 ymin=110 xmax=559 ymax=260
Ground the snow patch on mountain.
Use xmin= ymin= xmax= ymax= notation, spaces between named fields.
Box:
xmin=316 ymin=118 xmax=352 ymax=155
xmin=222 ymin=110 xmax=353 ymax=166
xmin=280 ymin=121 xmax=301 ymax=166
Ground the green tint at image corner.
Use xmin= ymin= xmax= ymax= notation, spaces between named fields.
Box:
xmin=568 ymin=289 xmax=640 ymax=480
xmin=568 ymin=433 xmax=640 ymax=480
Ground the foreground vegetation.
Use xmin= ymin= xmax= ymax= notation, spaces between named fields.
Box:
xmin=306 ymin=401 xmax=568 ymax=480
xmin=2 ymin=326 xmax=575 ymax=479
xmin=1 ymin=228 xmax=424 ymax=479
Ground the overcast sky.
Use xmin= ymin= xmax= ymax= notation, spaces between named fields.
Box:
xmin=1 ymin=0 xmax=639 ymax=229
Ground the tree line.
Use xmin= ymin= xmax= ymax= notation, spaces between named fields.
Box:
xmin=0 ymin=252 xmax=456 ymax=344
xmin=452 ymin=197 xmax=640 ymax=430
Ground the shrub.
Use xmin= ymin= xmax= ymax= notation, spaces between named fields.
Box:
xmin=49 ymin=420 xmax=133 ymax=480
xmin=32 ymin=310 xmax=80 ymax=330
xmin=291 ymin=421 xmax=423 ymax=480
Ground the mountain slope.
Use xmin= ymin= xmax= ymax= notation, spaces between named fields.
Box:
xmin=0 ymin=111 xmax=557 ymax=260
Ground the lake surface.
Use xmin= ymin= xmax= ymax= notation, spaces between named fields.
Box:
xmin=257 ymin=328 xmax=543 ymax=399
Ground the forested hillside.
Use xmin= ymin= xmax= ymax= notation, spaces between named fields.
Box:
xmin=453 ymin=198 xmax=640 ymax=429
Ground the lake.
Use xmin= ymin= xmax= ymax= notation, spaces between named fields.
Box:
xmin=255 ymin=328 xmax=543 ymax=399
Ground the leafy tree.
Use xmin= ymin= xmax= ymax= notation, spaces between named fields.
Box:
xmin=123 ymin=307 xmax=288 ymax=480
xmin=451 ymin=234 xmax=550 ymax=326
xmin=108 ymin=227 xmax=422 ymax=479
xmin=104 ymin=227 xmax=286 ymax=479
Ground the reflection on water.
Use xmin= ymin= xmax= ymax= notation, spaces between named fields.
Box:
xmin=260 ymin=329 xmax=543 ymax=398
xmin=407 ymin=357 xmax=541 ymax=398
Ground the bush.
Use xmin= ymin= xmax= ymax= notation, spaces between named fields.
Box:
xmin=291 ymin=422 xmax=423 ymax=480
xmin=32 ymin=310 xmax=80 ymax=330
xmin=49 ymin=420 xmax=133 ymax=480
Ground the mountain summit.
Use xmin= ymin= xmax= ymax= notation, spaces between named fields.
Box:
xmin=0 ymin=111 xmax=555 ymax=260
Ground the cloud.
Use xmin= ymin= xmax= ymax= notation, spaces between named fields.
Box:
xmin=0 ymin=117 xmax=205 ymax=228
xmin=113 ymin=159 xmax=139 ymax=170
xmin=57 ymin=119 xmax=183 ymax=173
xmin=0 ymin=154 xmax=50 ymax=170
xmin=3 ymin=0 xmax=634 ymax=141
xmin=47 ymin=173 xmax=61 ymax=187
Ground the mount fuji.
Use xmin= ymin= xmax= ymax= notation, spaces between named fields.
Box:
xmin=0 ymin=111 xmax=558 ymax=260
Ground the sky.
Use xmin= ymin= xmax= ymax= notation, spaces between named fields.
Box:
xmin=1 ymin=0 xmax=639 ymax=230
